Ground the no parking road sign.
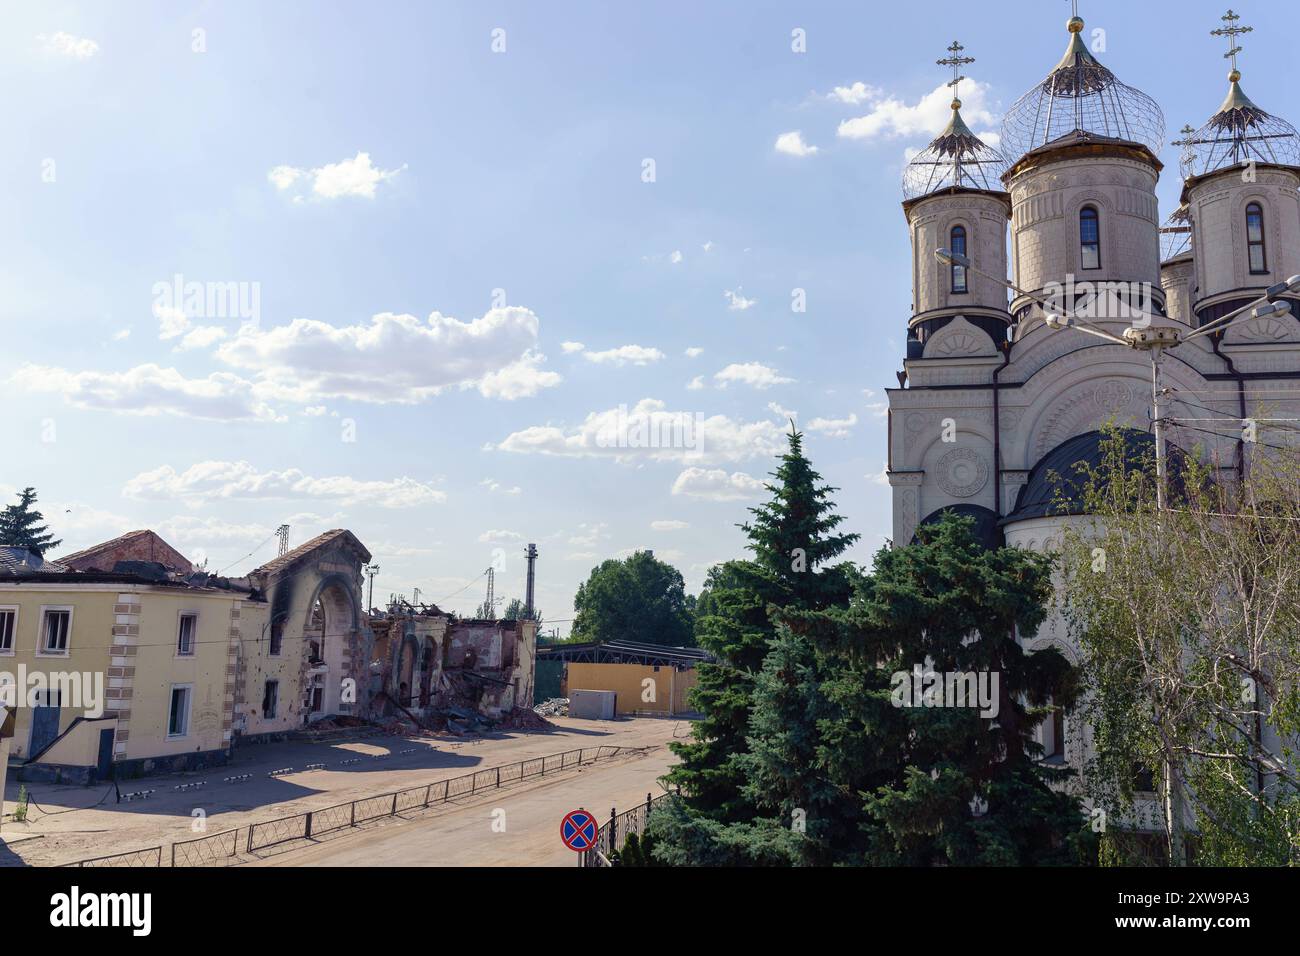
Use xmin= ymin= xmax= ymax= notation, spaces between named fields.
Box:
xmin=560 ymin=808 xmax=599 ymax=851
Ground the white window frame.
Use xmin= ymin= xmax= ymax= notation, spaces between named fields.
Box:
xmin=0 ymin=605 xmax=18 ymax=655
xmin=37 ymin=605 xmax=74 ymax=657
xmin=167 ymin=683 xmax=193 ymax=738
xmin=176 ymin=610 xmax=198 ymax=657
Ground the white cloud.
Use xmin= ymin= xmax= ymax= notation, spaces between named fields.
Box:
xmin=111 ymin=328 xmax=131 ymax=342
xmin=650 ymin=519 xmax=689 ymax=531
xmin=495 ymin=398 xmax=784 ymax=464
xmin=870 ymin=464 xmax=891 ymax=487
xmin=567 ymin=522 xmax=610 ymax=548
xmin=714 ymin=362 xmax=795 ymax=390
xmin=561 ymin=341 xmax=586 ymax=353
xmin=685 ymin=347 xmax=704 ymax=358
xmin=11 ymin=363 xmax=282 ymax=422
xmin=670 ymin=250 xmax=683 ymax=264
xmin=827 ymin=81 xmax=881 ymax=106
xmin=480 ymin=478 xmax=521 ymax=496
xmin=686 ymin=375 xmax=705 ymax=391
xmin=123 ymin=461 xmax=446 ymax=508
xmin=701 ymin=241 xmax=714 ymax=253
xmin=767 ymin=401 xmax=798 ymax=421
xmin=268 ymin=151 xmax=405 ymax=200
xmin=866 ymin=401 xmax=890 ymax=419
xmin=215 ymin=306 xmax=561 ymax=403
xmin=671 ymin=468 xmax=766 ymax=501
xmin=723 ymin=288 xmax=757 ymax=311
xmin=837 ymin=79 xmax=998 ymax=142
xmin=582 ymin=344 xmax=664 ymax=367
xmin=806 ymin=413 xmax=858 ymax=438
xmin=38 ymin=32 xmax=99 ymax=58
xmin=478 ymin=529 xmax=523 ymax=543
xmin=775 ymin=130 xmax=819 ymax=157
xmin=177 ymin=326 xmax=228 ymax=351
xmin=155 ymin=304 xmax=190 ymax=340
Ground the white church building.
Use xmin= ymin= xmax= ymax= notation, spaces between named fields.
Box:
xmin=886 ymin=8 xmax=1300 ymax=769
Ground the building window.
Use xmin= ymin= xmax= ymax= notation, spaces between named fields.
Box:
xmin=168 ymin=685 xmax=191 ymax=737
xmin=262 ymin=680 xmax=279 ymax=719
xmin=950 ymin=225 xmax=968 ymax=293
xmin=0 ymin=607 xmax=16 ymax=653
xmin=309 ymin=684 xmax=323 ymax=714
xmin=1246 ymin=202 xmax=1268 ymax=274
xmin=1047 ymin=705 xmax=1066 ymax=762
xmin=1080 ymin=206 xmax=1101 ymax=270
xmin=41 ymin=608 xmax=72 ymax=654
xmin=177 ymin=613 xmax=197 ymax=656
xmin=269 ymin=621 xmax=284 ymax=656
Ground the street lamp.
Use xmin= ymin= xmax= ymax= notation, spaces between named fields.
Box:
xmin=934 ymin=247 xmax=1298 ymax=508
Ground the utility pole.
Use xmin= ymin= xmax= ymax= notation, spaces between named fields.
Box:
xmin=483 ymin=566 xmax=496 ymax=619
xmin=524 ymin=543 xmax=538 ymax=618
xmin=276 ymin=524 xmax=290 ymax=557
xmin=363 ymin=564 xmax=379 ymax=612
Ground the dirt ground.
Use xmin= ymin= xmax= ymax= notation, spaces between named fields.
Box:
xmin=0 ymin=715 xmax=687 ymax=867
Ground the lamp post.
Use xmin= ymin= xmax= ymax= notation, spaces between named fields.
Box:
xmin=933 ymin=248 xmax=1299 ymax=509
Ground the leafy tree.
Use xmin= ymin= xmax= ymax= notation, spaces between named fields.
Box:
xmin=1059 ymin=424 xmax=1300 ymax=865
xmin=570 ymin=550 xmax=694 ymax=646
xmin=663 ymin=428 xmax=858 ymax=821
xmin=501 ymin=597 xmax=542 ymax=627
xmin=0 ymin=487 xmax=62 ymax=557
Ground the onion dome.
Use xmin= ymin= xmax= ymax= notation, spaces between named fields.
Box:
xmin=1000 ymin=14 xmax=1165 ymax=164
xmin=902 ymin=40 xmax=1008 ymax=200
xmin=902 ymin=100 xmax=1009 ymax=200
xmin=1176 ymin=11 xmax=1300 ymax=179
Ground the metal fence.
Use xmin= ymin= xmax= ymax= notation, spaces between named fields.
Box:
xmin=172 ymin=828 xmax=240 ymax=866
xmin=64 ymin=845 xmax=163 ymax=868
xmin=581 ymin=791 xmax=677 ymax=867
xmin=58 ymin=744 xmax=630 ymax=867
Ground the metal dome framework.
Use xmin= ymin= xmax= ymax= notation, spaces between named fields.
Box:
xmin=902 ymin=39 xmax=1009 ymax=201
xmin=1178 ymin=94 xmax=1300 ymax=179
xmin=902 ymin=109 xmax=1010 ymax=200
xmin=1000 ymin=17 xmax=1165 ymax=164
xmin=1160 ymin=204 xmax=1193 ymax=262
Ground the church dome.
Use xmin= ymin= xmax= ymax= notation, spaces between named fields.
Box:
xmin=903 ymin=103 xmax=1009 ymax=200
xmin=1000 ymin=15 xmax=1165 ymax=165
xmin=1176 ymin=10 xmax=1300 ymax=179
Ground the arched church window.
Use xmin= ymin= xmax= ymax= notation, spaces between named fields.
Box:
xmin=1246 ymin=202 xmax=1267 ymax=274
xmin=950 ymin=225 xmax=968 ymax=293
xmin=1079 ymin=206 xmax=1100 ymax=270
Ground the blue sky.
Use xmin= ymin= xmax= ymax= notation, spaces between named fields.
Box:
xmin=1 ymin=0 xmax=1287 ymax=632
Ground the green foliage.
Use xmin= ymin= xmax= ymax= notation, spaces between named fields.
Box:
xmin=570 ymin=550 xmax=694 ymax=647
xmin=666 ymin=429 xmax=858 ymax=820
xmin=500 ymin=597 xmax=542 ymax=625
xmin=0 ymin=487 xmax=62 ymax=558
xmin=1059 ymin=422 xmax=1300 ymax=866
xmin=744 ymin=513 xmax=1093 ymax=866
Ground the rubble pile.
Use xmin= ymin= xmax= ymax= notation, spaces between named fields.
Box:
xmin=534 ymin=697 xmax=569 ymax=717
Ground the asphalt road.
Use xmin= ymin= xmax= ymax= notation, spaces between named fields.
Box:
xmin=255 ymin=745 xmax=677 ymax=866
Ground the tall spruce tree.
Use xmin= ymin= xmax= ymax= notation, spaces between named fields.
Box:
xmin=0 ymin=487 xmax=62 ymax=557
xmin=665 ymin=428 xmax=858 ymax=820
xmin=758 ymin=513 xmax=1094 ymax=865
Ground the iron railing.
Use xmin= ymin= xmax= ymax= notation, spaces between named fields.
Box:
xmin=57 ymin=744 xmax=632 ymax=866
xmin=580 ymin=790 xmax=676 ymax=867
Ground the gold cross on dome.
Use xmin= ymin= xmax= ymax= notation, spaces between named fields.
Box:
xmin=1211 ymin=9 xmax=1252 ymax=74
xmin=937 ymin=40 xmax=975 ymax=100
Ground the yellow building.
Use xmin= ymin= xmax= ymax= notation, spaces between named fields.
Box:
xmin=0 ymin=569 xmax=260 ymax=782
xmin=540 ymin=640 xmax=708 ymax=717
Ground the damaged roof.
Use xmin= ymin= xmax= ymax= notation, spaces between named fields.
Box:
xmin=252 ymin=528 xmax=372 ymax=575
